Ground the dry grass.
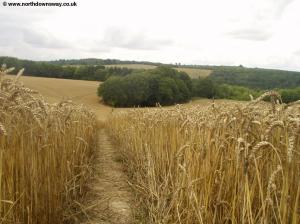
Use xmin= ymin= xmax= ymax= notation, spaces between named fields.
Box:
xmin=1 ymin=66 xmax=98 ymax=223
xmin=6 ymin=74 xmax=101 ymax=105
xmin=104 ymin=64 xmax=212 ymax=78
xmin=106 ymin=93 xmax=300 ymax=223
xmin=6 ymin=75 xmax=113 ymax=121
xmin=175 ymin=67 xmax=212 ymax=78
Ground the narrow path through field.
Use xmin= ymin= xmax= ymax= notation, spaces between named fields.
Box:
xmin=82 ymin=129 xmax=135 ymax=224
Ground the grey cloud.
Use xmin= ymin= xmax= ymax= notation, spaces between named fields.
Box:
xmin=275 ymin=0 xmax=295 ymax=16
xmin=0 ymin=8 xmax=70 ymax=51
xmin=258 ymin=0 xmax=295 ymax=18
xmin=0 ymin=8 xmax=54 ymax=28
xmin=0 ymin=13 xmax=22 ymax=46
xmin=227 ymin=28 xmax=272 ymax=41
xmin=78 ymin=27 xmax=173 ymax=53
xmin=87 ymin=46 xmax=110 ymax=53
xmin=94 ymin=27 xmax=173 ymax=51
xmin=226 ymin=0 xmax=295 ymax=42
xmin=121 ymin=35 xmax=172 ymax=50
xmin=294 ymin=50 xmax=300 ymax=56
xmin=22 ymin=29 xmax=71 ymax=49
xmin=0 ymin=25 xmax=70 ymax=50
xmin=0 ymin=27 xmax=21 ymax=46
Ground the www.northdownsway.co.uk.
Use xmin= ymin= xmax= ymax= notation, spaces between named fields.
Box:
xmin=2 ymin=1 xmax=77 ymax=7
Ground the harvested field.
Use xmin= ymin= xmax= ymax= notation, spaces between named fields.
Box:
xmin=104 ymin=64 xmax=212 ymax=78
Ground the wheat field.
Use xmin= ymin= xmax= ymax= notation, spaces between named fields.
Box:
xmin=0 ymin=66 xmax=98 ymax=223
xmin=2 ymin=69 xmax=300 ymax=223
xmin=6 ymin=74 xmax=114 ymax=121
xmin=106 ymin=93 xmax=300 ymax=223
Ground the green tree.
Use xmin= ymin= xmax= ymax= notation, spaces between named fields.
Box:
xmin=192 ymin=78 xmax=216 ymax=98
xmin=98 ymin=67 xmax=192 ymax=107
xmin=98 ymin=77 xmax=127 ymax=107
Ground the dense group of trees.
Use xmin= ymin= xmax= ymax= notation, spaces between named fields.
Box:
xmin=98 ymin=67 xmax=192 ymax=107
xmin=99 ymin=68 xmax=275 ymax=107
xmin=0 ymin=57 xmax=134 ymax=81
xmin=192 ymin=77 xmax=300 ymax=103
xmin=279 ymin=87 xmax=300 ymax=103
xmin=209 ymin=66 xmax=300 ymax=89
xmin=192 ymin=78 xmax=261 ymax=101
xmin=192 ymin=78 xmax=216 ymax=99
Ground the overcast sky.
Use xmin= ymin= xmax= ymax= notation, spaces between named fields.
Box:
xmin=1 ymin=0 xmax=300 ymax=71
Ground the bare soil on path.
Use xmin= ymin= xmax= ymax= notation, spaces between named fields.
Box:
xmin=82 ymin=129 xmax=136 ymax=224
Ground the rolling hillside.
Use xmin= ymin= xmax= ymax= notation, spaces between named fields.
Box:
xmin=6 ymin=74 xmax=225 ymax=119
xmin=104 ymin=64 xmax=212 ymax=78
xmin=7 ymin=75 xmax=112 ymax=121
xmin=2 ymin=57 xmax=300 ymax=90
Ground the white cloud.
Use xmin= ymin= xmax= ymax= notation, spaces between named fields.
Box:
xmin=0 ymin=0 xmax=300 ymax=71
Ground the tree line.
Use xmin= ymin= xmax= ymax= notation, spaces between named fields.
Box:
xmin=2 ymin=56 xmax=300 ymax=90
xmin=0 ymin=56 xmax=133 ymax=81
xmin=192 ymin=78 xmax=300 ymax=103
xmin=209 ymin=66 xmax=300 ymax=89
xmin=48 ymin=58 xmax=165 ymax=66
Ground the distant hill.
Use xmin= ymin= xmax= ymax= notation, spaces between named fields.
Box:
xmin=104 ymin=64 xmax=212 ymax=78
xmin=208 ymin=66 xmax=300 ymax=89
xmin=104 ymin=64 xmax=157 ymax=70
xmin=1 ymin=56 xmax=300 ymax=89
xmin=103 ymin=63 xmax=300 ymax=89
xmin=47 ymin=58 xmax=165 ymax=66
xmin=47 ymin=58 xmax=300 ymax=89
